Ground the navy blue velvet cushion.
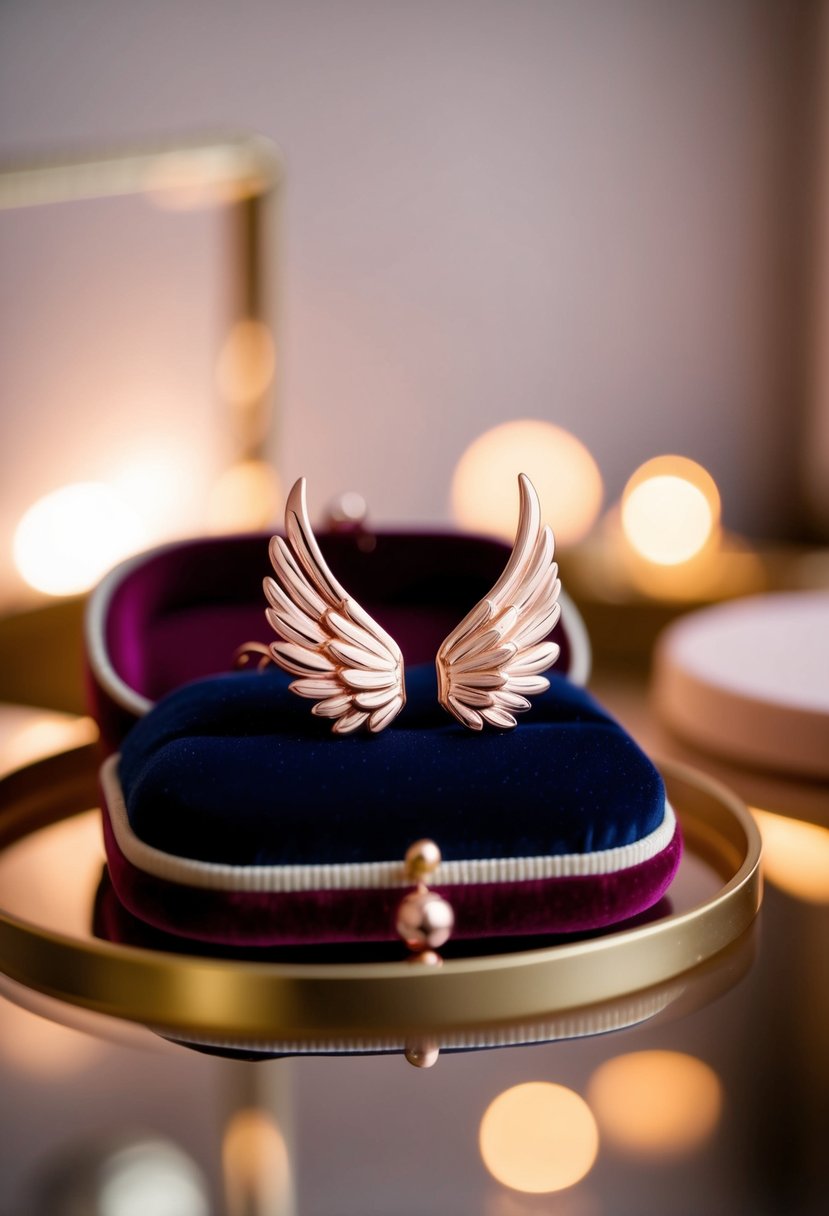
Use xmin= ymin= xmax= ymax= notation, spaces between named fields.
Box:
xmin=119 ymin=666 xmax=665 ymax=866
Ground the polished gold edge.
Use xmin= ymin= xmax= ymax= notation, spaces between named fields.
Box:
xmin=0 ymin=132 xmax=280 ymax=466
xmin=0 ymin=920 xmax=756 ymax=1056
xmin=0 ymin=745 xmax=762 ymax=1041
xmin=0 ymin=133 xmax=282 ymax=210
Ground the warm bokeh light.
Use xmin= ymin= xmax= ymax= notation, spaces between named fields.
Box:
xmin=216 ymin=318 xmax=276 ymax=408
xmin=752 ymin=808 xmax=829 ymax=904
xmin=452 ymin=420 xmax=603 ymax=544
xmin=327 ymin=490 xmax=368 ymax=529
xmin=479 ymin=1082 xmax=599 ymax=1194
xmin=0 ymin=997 xmax=100 ymax=1079
xmin=0 ymin=811 xmax=105 ymax=935
xmin=588 ymin=1050 xmax=722 ymax=1157
xmin=207 ymin=460 xmax=282 ymax=532
xmin=484 ymin=1192 xmax=602 ymax=1216
xmin=620 ymin=456 xmax=720 ymax=566
xmin=0 ymin=711 xmax=97 ymax=776
xmin=223 ymin=1108 xmax=293 ymax=1215
xmin=98 ymin=1139 xmax=210 ymax=1216
xmin=110 ymin=446 xmax=202 ymax=536
xmin=13 ymin=482 xmax=146 ymax=595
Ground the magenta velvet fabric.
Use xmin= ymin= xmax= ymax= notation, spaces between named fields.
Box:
xmin=89 ymin=529 xmax=681 ymax=950
xmin=87 ymin=529 xmax=575 ymax=750
xmin=101 ymin=804 xmax=681 ymax=946
xmin=93 ymin=866 xmax=675 ymax=962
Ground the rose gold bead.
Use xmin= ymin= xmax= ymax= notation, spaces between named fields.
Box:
xmin=404 ymin=838 xmax=442 ymax=880
xmin=407 ymin=949 xmax=443 ymax=967
xmin=404 ymin=1040 xmax=440 ymax=1069
xmin=395 ymin=889 xmax=454 ymax=950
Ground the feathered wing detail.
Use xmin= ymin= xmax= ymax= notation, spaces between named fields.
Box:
xmin=436 ymin=474 xmax=561 ymax=730
xmin=263 ymin=478 xmax=406 ymax=734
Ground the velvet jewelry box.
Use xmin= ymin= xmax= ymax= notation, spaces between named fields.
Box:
xmin=86 ymin=527 xmax=680 ymax=948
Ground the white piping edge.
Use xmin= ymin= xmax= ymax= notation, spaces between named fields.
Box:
xmin=558 ymin=588 xmax=592 ymax=686
xmin=101 ymin=754 xmax=676 ymax=894
xmin=85 ymin=549 xmax=161 ymax=718
xmin=154 ymin=985 xmax=681 ymax=1055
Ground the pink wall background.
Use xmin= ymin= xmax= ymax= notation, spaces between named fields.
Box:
xmin=0 ymin=0 xmax=822 ymax=604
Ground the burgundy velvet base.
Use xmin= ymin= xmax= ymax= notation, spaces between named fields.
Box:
xmin=102 ymin=808 xmax=682 ymax=947
xmin=93 ymin=868 xmax=675 ymax=962
xmin=92 ymin=873 xmax=677 ymax=1061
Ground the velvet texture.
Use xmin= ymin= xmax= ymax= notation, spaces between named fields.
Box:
xmin=102 ymin=806 xmax=681 ymax=945
xmin=93 ymin=867 xmax=676 ymax=960
xmin=91 ymin=872 xmax=676 ymax=1061
xmin=88 ymin=530 xmax=574 ymax=750
xmin=91 ymin=528 xmax=679 ymax=948
xmin=119 ymin=667 xmax=665 ymax=865
xmin=100 ymin=667 xmax=680 ymax=944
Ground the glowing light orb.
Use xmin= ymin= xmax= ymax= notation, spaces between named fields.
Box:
xmin=223 ymin=1109 xmax=292 ymax=1212
xmin=99 ymin=1139 xmax=210 ymax=1216
xmin=479 ymin=1082 xmax=599 ymax=1194
xmin=621 ymin=456 xmax=720 ymax=566
xmin=327 ymin=490 xmax=367 ymax=528
xmin=207 ymin=460 xmax=282 ymax=532
xmin=111 ymin=446 xmax=201 ymax=534
xmin=216 ymin=318 xmax=276 ymax=407
xmin=451 ymin=421 xmax=603 ymax=544
xmin=13 ymin=482 xmax=146 ymax=596
xmin=588 ymin=1050 xmax=722 ymax=1157
xmin=0 ymin=713 xmax=98 ymax=775
xmin=752 ymin=809 xmax=829 ymax=904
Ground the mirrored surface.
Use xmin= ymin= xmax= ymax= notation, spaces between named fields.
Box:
xmin=0 ymin=690 xmax=826 ymax=1215
xmin=0 ymin=807 xmax=725 ymax=952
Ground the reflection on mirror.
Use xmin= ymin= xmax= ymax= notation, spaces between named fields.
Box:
xmin=751 ymin=808 xmax=829 ymax=904
xmin=222 ymin=1108 xmax=293 ymax=1216
xmin=587 ymin=1050 xmax=722 ymax=1158
xmin=0 ymin=996 xmax=101 ymax=1079
xmin=479 ymin=1082 xmax=599 ymax=1194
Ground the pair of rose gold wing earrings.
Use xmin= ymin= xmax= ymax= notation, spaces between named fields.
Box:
xmin=241 ymin=473 xmax=562 ymax=734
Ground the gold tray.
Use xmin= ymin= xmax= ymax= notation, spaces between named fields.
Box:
xmin=0 ymin=744 xmax=762 ymax=1043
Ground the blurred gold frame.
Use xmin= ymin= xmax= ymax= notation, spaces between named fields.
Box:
xmin=0 ymin=136 xmax=281 ymax=710
xmin=0 ymin=132 xmax=281 ymax=463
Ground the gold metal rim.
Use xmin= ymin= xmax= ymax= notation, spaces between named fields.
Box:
xmin=0 ymin=745 xmax=762 ymax=1041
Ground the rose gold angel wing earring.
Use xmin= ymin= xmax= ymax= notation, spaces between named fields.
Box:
xmin=435 ymin=473 xmax=561 ymax=730
xmin=261 ymin=474 xmax=560 ymax=733
xmin=262 ymin=478 xmax=406 ymax=734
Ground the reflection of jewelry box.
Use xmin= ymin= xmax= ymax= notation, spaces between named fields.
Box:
xmin=86 ymin=527 xmax=680 ymax=947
